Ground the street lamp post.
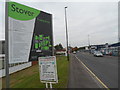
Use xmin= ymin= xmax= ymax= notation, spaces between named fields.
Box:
xmin=64 ymin=7 xmax=69 ymax=61
xmin=88 ymin=34 xmax=91 ymax=53
xmin=88 ymin=35 xmax=90 ymax=46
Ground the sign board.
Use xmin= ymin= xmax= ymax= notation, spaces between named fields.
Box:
xmin=38 ymin=56 xmax=58 ymax=82
xmin=8 ymin=1 xmax=53 ymax=63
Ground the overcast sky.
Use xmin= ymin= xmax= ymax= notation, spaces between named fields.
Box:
xmin=0 ymin=0 xmax=119 ymax=47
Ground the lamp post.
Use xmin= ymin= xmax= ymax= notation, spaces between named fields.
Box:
xmin=88 ymin=34 xmax=91 ymax=53
xmin=64 ymin=7 xmax=69 ymax=61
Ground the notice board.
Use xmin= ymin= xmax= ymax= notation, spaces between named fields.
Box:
xmin=38 ymin=56 xmax=58 ymax=82
xmin=8 ymin=1 xmax=53 ymax=63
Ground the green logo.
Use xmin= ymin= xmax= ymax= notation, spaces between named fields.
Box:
xmin=34 ymin=35 xmax=52 ymax=50
xmin=8 ymin=2 xmax=40 ymax=21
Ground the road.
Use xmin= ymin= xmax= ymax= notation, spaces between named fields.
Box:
xmin=68 ymin=54 xmax=102 ymax=88
xmin=76 ymin=52 xmax=118 ymax=88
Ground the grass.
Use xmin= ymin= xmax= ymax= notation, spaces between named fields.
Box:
xmin=2 ymin=56 xmax=69 ymax=88
xmin=53 ymin=56 xmax=69 ymax=88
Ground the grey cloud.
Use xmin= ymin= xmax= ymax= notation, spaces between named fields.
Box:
xmin=0 ymin=1 xmax=118 ymax=47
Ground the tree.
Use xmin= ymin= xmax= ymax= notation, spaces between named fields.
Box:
xmin=72 ymin=46 xmax=78 ymax=52
xmin=54 ymin=43 xmax=63 ymax=51
xmin=58 ymin=43 xmax=63 ymax=50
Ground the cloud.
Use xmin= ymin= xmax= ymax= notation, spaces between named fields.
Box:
xmin=7 ymin=0 xmax=119 ymax=2
xmin=0 ymin=1 xmax=118 ymax=47
xmin=66 ymin=2 xmax=118 ymax=47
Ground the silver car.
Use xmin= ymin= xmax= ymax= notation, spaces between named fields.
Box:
xmin=94 ymin=51 xmax=103 ymax=57
xmin=73 ymin=51 xmax=76 ymax=54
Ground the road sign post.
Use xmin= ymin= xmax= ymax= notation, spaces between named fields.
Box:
xmin=50 ymin=82 xmax=52 ymax=88
xmin=5 ymin=1 xmax=9 ymax=88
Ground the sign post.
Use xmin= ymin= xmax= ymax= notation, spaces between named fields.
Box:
xmin=5 ymin=1 xmax=9 ymax=88
xmin=46 ymin=83 xmax=48 ymax=88
xmin=50 ymin=82 xmax=52 ymax=88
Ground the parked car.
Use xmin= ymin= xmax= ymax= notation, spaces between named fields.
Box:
xmin=94 ymin=51 xmax=103 ymax=57
xmin=91 ymin=50 xmax=96 ymax=54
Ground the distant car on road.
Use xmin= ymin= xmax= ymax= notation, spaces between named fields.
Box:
xmin=73 ymin=51 xmax=76 ymax=54
xmin=94 ymin=51 xmax=103 ymax=57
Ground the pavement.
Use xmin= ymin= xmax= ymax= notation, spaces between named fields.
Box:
xmin=68 ymin=54 xmax=105 ymax=88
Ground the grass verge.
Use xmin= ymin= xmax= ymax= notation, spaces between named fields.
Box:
xmin=2 ymin=56 xmax=69 ymax=88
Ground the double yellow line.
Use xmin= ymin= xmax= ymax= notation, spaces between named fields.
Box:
xmin=75 ymin=55 xmax=110 ymax=90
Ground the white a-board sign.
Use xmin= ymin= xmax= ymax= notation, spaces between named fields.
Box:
xmin=38 ymin=56 xmax=58 ymax=83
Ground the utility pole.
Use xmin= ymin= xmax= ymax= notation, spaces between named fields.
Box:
xmin=64 ymin=7 xmax=69 ymax=61
xmin=88 ymin=34 xmax=91 ymax=53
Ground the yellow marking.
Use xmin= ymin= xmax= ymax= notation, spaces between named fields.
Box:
xmin=75 ymin=55 xmax=110 ymax=90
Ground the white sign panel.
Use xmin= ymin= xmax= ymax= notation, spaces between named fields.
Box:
xmin=8 ymin=2 xmax=40 ymax=63
xmin=39 ymin=56 xmax=58 ymax=82
xmin=9 ymin=18 xmax=35 ymax=64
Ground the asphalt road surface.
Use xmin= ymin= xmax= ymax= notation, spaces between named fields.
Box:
xmin=68 ymin=54 xmax=102 ymax=88
xmin=76 ymin=52 xmax=118 ymax=88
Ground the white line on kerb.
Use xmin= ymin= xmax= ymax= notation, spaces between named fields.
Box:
xmin=75 ymin=55 xmax=110 ymax=90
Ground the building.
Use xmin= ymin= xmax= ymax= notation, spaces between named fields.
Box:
xmin=55 ymin=49 xmax=66 ymax=56
xmin=90 ymin=42 xmax=120 ymax=56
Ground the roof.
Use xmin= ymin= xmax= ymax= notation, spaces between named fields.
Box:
xmin=109 ymin=42 xmax=120 ymax=47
